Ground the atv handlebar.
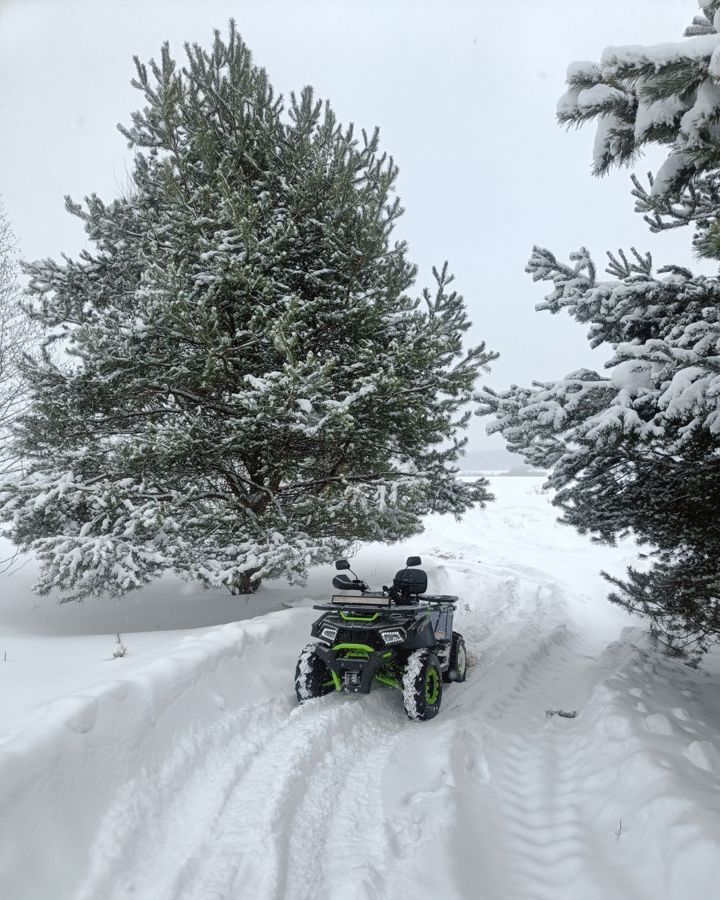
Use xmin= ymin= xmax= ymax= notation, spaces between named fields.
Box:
xmin=332 ymin=573 xmax=369 ymax=592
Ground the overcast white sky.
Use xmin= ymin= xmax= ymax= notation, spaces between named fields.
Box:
xmin=0 ymin=0 xmax=711 ymax=447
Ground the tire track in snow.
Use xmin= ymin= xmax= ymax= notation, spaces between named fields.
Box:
xmin=75 ymin=695 xmax=299 ymax=900
xmin=435 ymin=565 xmax=650 ymax=900
xmin=171 ymin=697 xmax=374 ymax=900
xmin=80 ymin=688 xmax=410 ymax=900
xmin=282 ymin=699 xmax=407 ymax=900
xmin=172 ymin=691 xmax=461 ymax=900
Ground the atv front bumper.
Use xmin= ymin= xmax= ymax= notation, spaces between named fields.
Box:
xmin=314 ymin=644 xmax=392 ymax=694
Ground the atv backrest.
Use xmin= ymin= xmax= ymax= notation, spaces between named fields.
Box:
xmin=393 ymin=567 xmax=428 ymax=595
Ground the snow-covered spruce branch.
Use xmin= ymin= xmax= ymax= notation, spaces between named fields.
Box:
xmin=556 ymin=2 xmax=720 ymax=239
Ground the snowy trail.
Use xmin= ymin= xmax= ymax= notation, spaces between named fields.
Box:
xmin=3 ymin=480 xmax=720 ymax=899
xmin=71 ymin=560 xmax=675 ymax=900
xmin=457 ymin=589 xmax=641 ymax=900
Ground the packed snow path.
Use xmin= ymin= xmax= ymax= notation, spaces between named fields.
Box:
xmin=2 ymin=480 xmax=719 ymax=899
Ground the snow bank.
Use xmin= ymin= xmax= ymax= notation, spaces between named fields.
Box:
xmin=0 ymin=609 xmax=314 ymax=900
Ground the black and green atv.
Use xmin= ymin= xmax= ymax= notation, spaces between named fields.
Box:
xmin=294 ymin=556 xmax=467 ymax=721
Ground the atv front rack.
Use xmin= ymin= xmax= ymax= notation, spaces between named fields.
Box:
xmin=331 ymin=592 xmax=390 ymax=606
xmin=315 ymin=594 xmax=458 ymax=613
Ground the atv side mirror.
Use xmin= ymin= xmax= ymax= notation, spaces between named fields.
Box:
xmin=406 ymin=556 xmax=422 ymax=567
xmin=335 ymin=559 xmax=350 ymax=570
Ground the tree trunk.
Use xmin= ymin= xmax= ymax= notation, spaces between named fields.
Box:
xmin=229 ymin=569 xmax=261 ymax=595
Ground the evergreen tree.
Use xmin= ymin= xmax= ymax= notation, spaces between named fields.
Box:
xmin=1 ymin=25 xmax=496 ymax=599
xmin=481 ymin=246 xmax=720 ymax=661
xmin=481 ymin=6 xmax=720 ymax=662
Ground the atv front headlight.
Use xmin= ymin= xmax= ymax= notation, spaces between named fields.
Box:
xmin=320 ymin=625 xmax=338 ymax=643
xmin=380 ymin=628 xmax=406 ymax=645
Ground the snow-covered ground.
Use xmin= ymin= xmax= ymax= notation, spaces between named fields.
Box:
xmin=1 ymin=477 xmax=719 ymax=900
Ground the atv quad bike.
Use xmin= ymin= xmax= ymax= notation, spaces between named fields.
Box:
xmin=295 ymin=556 xmax=467 ymax=721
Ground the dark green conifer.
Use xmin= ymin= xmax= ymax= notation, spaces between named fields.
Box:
xmin=2 ymin=26 xmax=496 ymax=597
xmin=481 ymin=6 xmax=720 ymax=662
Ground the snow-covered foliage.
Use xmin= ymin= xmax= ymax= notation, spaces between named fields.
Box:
xmin=480 ymin=242 xmax=720 ymax=661
xmin=2 ymin=25 xmax=496 ymax=599
xmin=480 ymin=1 xmax=720 ymax=663
xmin=0 ymin=205 xmax=32 ymax=477
xmin=557 ymin=0 xmax=720 ymax=237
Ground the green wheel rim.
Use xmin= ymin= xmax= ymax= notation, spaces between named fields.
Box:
xmin=425 ymin=666 xmax=440 ymax=705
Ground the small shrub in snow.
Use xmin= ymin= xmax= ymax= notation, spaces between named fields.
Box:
xmin=113 ymin=634 xmax=127 ymax=659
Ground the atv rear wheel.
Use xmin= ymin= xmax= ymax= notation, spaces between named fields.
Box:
xmin=402 ymin=649 xmax=442 ymax=721
xmin=445 ymin=632 xmax=467 ymax=683
xmin=295 ymin=643 xmax=335 ymax=703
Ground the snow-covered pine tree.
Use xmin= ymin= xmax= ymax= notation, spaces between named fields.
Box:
xmin=480 ymin=6 xmax=720 ymax=662
xmin=2 ymin=25 xmax=496 ymax=599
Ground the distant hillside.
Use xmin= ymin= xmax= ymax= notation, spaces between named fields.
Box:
xmin=458 ymin=450 xmax=546 ymax=476
xmin=458 ymin=449 xmax=523 ymax=472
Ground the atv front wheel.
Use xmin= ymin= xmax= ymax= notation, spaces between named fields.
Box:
xmin=402 ymin=649 xmax=442 ymax=721
xmin=445 ymin=632 xmax=467 ymax=683
xmin=295 ymin=643 xmax=335 ymax=703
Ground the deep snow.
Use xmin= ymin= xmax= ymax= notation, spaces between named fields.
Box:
xmin=1 ymin=477 xmax=720 ymax=900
